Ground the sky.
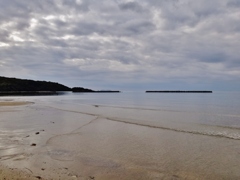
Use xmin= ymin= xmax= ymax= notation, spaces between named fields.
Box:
xmin=0 ymin=0 xmax=240 ymax=91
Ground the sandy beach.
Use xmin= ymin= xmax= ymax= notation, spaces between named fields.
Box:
xmin=1 ymin=98 xmax=240 ymax=180
xmin=0 ymin=101 xmax=42 ymax=179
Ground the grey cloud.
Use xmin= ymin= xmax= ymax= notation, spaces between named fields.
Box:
xmin=0 ymin=0 xmax=240 ymax=90
xmin=62 ymin=0 xmax=90 ymax=12
xmin=0 ymin=1 xmax=30 ymax=21
xmin=227 ymin=0 xmax=240 ymax=7
xmin=119 ymin=1 xmax=144 ymax=13
xmin=189 ymin=51 xmax=227 ymax=63
xmin=121 ymin=19 xmax=156 ymax=34
xmin=214 ymin=19 xmax=240 ymax=33
xmin=71 ymin=22 xmax=104 ymax=36
xmin=147 ymin=0 xmax=225 ymax=30
xmin=0 ymin=29 xmax=9 ymax=42
xmin=52 ymin=19 xmax=68 ymax=28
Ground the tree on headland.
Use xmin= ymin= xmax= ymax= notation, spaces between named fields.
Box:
xmin=72 ymin=87 xmax=94 ymax=92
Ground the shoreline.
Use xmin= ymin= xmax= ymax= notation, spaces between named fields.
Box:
xmin=0 ymin=91 xmax=59 ymax=96
xmin=0 ymin=101 xmax=33 ymax=106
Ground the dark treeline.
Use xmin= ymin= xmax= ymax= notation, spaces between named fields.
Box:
xmin=72 ymin=87 xmax=94 ymax=92
xmin=0 ymin=76 xmax=71 ymax=91
xmin=0 ymin=76 xmax=120 ymax=95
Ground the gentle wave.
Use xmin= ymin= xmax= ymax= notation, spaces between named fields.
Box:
xmin=106 ymin=117 xmax=240 ymax=140
xmin=46 ymin=105 xmax=240 ymax=141
xmin=91 ymin=104 xmax=240 ymax=118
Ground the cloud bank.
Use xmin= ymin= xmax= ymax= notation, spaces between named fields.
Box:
xmin=0 ymin=0 xmax=240 ymax=90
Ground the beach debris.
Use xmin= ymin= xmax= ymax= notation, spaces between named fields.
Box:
xmin=51 ymin=121 xmax=55 ymax=123
xmin=94 ymin=105 xmax=99 ymax=107
xmin=35 ymin=176 xmax=42 ymax=179
xmin=41 ymin=168 xmax=45 ymax=171
xmin=25 ymin=168 xmax=33 ymax=174
xmin=25 ymin=135 xmax=30 ymax=138
xmin=89 ymin=176 xmax=95 ymax=179
xmin=31 ymin=143 xmax=36 ymax=146
xmin=35 ymin=132 xmax=40 ymax=135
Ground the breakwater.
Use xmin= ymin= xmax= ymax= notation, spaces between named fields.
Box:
xmin=146 ymin=91 xmax=212 ymax=93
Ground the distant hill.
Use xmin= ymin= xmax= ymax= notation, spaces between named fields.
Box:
xmin=72 ymin=87 xmax=120 ymax=93
xmin=0 ymin=76 xmax=71 ymax=91
xmin=72 ymin=87 xmax=95 ymax=92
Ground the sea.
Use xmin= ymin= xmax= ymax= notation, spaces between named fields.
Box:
xmin=11 ymin=91 xmax=240 ymax=140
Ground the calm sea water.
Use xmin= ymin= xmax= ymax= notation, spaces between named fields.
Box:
xmin=8 ymin=91 xmax=240 ymax=140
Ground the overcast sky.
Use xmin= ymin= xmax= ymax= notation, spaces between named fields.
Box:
xmin=0 ymin=0 xmax=240 ymax=91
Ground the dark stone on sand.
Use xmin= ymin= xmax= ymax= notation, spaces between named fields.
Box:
xmin=31 ymin=143 xmax=36 ymax=146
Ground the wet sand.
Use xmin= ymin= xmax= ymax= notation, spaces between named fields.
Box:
xmin=0 ymin=164 xmax=45 ymax=180
xmin=1 ymin=100 xmax=240 ymax=179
